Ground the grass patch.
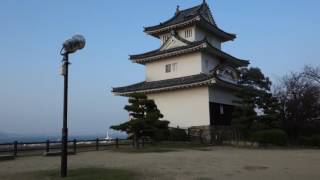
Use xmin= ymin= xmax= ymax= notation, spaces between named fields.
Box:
xmin=2 ymin=168 xmax=139 ymax=180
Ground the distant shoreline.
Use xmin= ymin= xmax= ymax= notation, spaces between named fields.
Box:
xmin=0 ymin=134 xmax=127 ymax=143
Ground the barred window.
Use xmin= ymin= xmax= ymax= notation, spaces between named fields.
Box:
xmin=184 ymin=29 xmax=192 ymax=38
xmin=162 ymin=35 xmax=170 ymax=42
xmin=165 ymin=64 xmax=171 ymax=73
xmin=172 ymin=63 xmax=178 ymax=72
xmin=165 ymin=63 xmax=178 ymax=73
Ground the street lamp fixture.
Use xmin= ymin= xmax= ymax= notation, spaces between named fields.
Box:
xmin=60 ymin=35 xmax=85 ymax=178
xmin=62 ymin=35 xmax=86 ymax=54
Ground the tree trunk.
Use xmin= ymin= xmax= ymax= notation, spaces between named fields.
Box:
xmin=133 ymin=134 xmax=136 ymax=148
xmin=133 ymin=134 xmax=140 ymax=149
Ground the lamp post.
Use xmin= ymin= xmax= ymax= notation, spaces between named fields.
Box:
xmin=59 ymin=35 xmax=85 ymax=177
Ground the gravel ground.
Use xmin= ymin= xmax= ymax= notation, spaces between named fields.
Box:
xmin=0 ymin=146 xmax=319 ymax=180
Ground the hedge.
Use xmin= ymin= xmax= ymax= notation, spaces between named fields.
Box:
xmin=250 ymin=129 xmax=288 ymax=146
xmin=169 ymin=128 xmax=189 ymax=141
xmin=298 ymin=135 xmax=320 ymax=147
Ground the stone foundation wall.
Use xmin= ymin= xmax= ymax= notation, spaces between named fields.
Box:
xmin=188 ymin=125 xmax=239 ymax=144
xmin=223 ymin=141 xmax=259 ymax=148
xmin=189 ymin=126 xmax=212 ymax=144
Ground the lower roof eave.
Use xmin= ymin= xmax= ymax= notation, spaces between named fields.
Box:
xmin=112 ymin=79 xmax=215 ymax=96
xmin=112 ymin=78 xmax=240 ymax=96
xmin=212 ymin=79 xmax=241 ymax=90
xmin=131 ymin=42 xmax=206 ymax=64
xmin=130 ymin=41 xmax=249 ymax=67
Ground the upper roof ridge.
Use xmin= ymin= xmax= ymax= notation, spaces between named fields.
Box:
xmin=144 ymin=2 xmax=235 ymax=42
xmin=144 ymin=2 xmax=216 ymax=30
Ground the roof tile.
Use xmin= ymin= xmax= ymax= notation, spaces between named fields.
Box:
xmin=112 ymin=73 xmax=213 ymax=94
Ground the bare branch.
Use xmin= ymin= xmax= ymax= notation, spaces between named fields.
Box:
xmin=303 ymin=65 xmax=320 ymax=84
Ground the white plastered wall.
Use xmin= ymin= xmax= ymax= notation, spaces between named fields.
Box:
xmin=147 ymin=86 xmax=210 ymax=128
xmin=160 ymin=36 xmax=187 ymax=51
xmin=177 ymin=26 xmax=196 ymax=42
xmin=159 ymin=26 xmax=222 ymax=49
xmin=159 ymin=33 xmax=171 ymax=46
xmin=145 ymin=52 xmax=202 ymax=81
xmin=159 ymin=26 xmax=196 ymax=46
xmin=201 ymin=53 xmax=220 ymax=73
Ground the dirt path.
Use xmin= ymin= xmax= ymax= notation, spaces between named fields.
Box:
xmin=0 ymin=147 xmax=319 ymax=180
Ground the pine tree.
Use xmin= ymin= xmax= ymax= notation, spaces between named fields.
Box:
xmin=256 ymin=93 xmax=281 ymax=129
xmin=232 ymin=67 xmax=280 ymax=138
xmin=232 ymin=86 xmax=258 ymax=138
xmin=110 ymin=93 xmax=169 ymax=148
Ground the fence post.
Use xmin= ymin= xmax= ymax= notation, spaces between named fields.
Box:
xmin=96 ymin=138 xmax=99 ymax=151
xmin=46 ymin=140 xmax=50 ymax=153
xmin=73 ymin=139 xmax=77 ymax=154
xmin=13 ymin=141 xmax=18 ymax=156
xmin=116 ymin=138 xmax=119 ymax=149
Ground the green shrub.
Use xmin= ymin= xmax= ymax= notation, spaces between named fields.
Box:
xmin=169 ymin=128 xmax=189 ymax=141
xmin=310 ymin=135 xmax=320 ymax=146
xmin=298 ymin=135 xmax=320 ymax=147
xmin=298 ymin=136 xmax=308 ymax=145
xmin=250 ymin=129 xmax=288 ymax=146
xmin=153 ymin=129 xmax=170 ymax=141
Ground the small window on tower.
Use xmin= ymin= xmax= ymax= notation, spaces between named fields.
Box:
xmin=172 ymin=63 xmax=178 ymax=72
xmin=162 ymin=35 xmax=169 ymax=42
xmin=184 ymin=29 xmax=192 ymax=38
xmin=165 ymin=64 xmax=171 ymax=73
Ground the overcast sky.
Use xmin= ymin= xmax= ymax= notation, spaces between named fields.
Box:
xmin=0 ymin=0 xmax=319 ymax=136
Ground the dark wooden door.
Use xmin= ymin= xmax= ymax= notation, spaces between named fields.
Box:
xmin=209 ymin=102 xmax=234 ymax=126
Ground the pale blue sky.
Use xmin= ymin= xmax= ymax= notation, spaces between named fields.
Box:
xmin=0 ymin=0 xmax=319 ymax=135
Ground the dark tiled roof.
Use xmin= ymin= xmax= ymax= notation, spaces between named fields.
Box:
xmin=130 ymin=39 xmax=204 ymax=60
xmin=197 ymin=18 xmax=236 ymax=41
xmin=130 ymin=39 xmax=249 ymax=66
xmin=143 ymin=2 xmax=235 ymax=41
xmin=144 ymin=3 xmax=216 ymax=32
xmin=112 ymin=73 xmax=214 ymax=94
xmin=204 ymin=42 xmax=250 ymax=66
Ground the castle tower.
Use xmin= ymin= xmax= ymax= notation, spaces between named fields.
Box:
xmin=113 ymin=1 xmax=249 ymax=128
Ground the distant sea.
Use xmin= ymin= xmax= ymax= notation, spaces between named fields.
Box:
xmin=0 ymin=132 xmax=127 ymax=143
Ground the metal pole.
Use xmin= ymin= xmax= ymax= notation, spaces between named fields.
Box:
xmin=73 ymin=139 xmax=77 ymax=154
xmin=116 ymin=138 xmax=119 ymax=149
xmin=96 ymin=138 xmax=99 ymax=151
xmin=46 ymin=140 xmax=50 ymax=153
xmin=61 ymin=53 xmax=69 ymax=177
